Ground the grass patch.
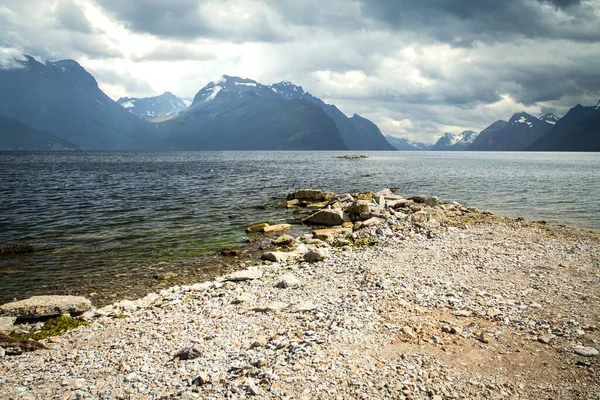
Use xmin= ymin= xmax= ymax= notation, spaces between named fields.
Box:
xmin=11 ymin=316 xmax=88 ymax=341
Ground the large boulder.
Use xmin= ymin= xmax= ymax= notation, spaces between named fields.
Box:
xmin=304 ymin=209 xmax=351 ymax=226
xmin=0 ymin=295 xmax=92 ymax=319
xmin=347 ymin=200 xmax=371 ymax=215
xmin=289 ymin=189 xmax=335 ymax=202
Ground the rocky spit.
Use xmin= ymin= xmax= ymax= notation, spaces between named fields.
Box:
xmin=1 ymin=189 xmax=599 ymax=399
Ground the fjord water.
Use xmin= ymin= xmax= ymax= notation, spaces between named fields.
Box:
xmin=1 ymin=151 xmax=598 ymax=304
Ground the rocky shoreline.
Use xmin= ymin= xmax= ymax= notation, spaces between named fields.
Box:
xmin=1 ymin=188 xmax=599 ymax=399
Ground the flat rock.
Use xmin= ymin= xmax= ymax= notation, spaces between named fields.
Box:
xmin=312 ymin=227 xmax=352 ymax=242
xmin=272 ymin=234 xmax=295 ymax=246
xmin=573 ymin=346 xmax=599 ymax=357
xmin=225 ymin=269 xmax=263 ymax=282
xmin=263 ymin=224 xmax=293 ymax=233
xmin=304 ymin=209 xmax=351 ymax=226
xmin=0 ymin=295 xmax=92 ymax=319
xmin=252 ymin=301 xmax=289 ymax=313
xmin=0 ymin=316 xmax=16 ymax=333
xmin=246 ymin=223 xmax=269 ymax=233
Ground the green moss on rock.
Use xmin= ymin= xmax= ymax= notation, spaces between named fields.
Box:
xmin=11 ymin=316 xmax=88 ymax=341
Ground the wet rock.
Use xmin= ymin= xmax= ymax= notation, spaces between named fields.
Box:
xmin=304 ymin=209 xmax=351 ymax=226
xmin=225 ymin=269 xmax=263 ymax=282
xmin=290 ymin=189 xmax=335 ymax=202
xmin=275 ymin=274 xmax=302 ymax=288
xmin=246 ymin=223 xmax=269 ymax=233
xmin=304 ymin=249 xmax=328 ymax=263
xmin=263 ymin=224 xmax=293 ymax=233
xmin=272 ymin=234 xmax=295 ymax=246
xmin=0 ymin=295 xmax=92 ymax=318
xmin=0 ymin=316 xmax=16 ymax=333
xmin=573 ymin=346 xmax=598 ymax=357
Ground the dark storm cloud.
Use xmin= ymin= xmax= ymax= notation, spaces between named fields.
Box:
xmin=0 ymin=0 xmax=121 ymax=60
xmin=359 ymin=0 xmax=599 ymax=44
xmin=93 ymin=0 xmax=290 ymax=42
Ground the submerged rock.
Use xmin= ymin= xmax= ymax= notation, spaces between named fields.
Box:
xmin=0 ymin=295 xmax=92 ymax=319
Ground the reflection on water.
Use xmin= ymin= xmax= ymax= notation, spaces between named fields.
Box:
xmin=1 ymin=150 xmax=598 ymax=303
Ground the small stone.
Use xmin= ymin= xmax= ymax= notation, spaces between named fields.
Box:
xmin=225 ymin=269 xmax=263 ymax=281
xmin=193 ymin=372 xmax=211 ymax=386
xmin=442 ymin=325 xmax=461 ymax=335
xmin=233 ymin=293 xmax=252 ymax=304
xmin=275 ymin=274 xmax=302 ymax=289
xmin=0 ymin=346 xmax=5 ymax=357
xmin=0 ymin=316 xmax=16 ymax=333
xmin=478 ymin=332 xmax=490 ymax=344
xmin=573 ymin=346 xmax=598 ymax=357
xmin=173 ymin=345 xmax=203 ymax=360
xmin=262 ymin=251 xmax=292 ymax=263
xmin=453 ymin=310 xmax=472 ymax=317
xmin=125 ymin=373 xmax=138 ymax=382
xmin=251 ymin=337 xmax=269 ymax=348
xmin=245 ymin=378 xmax=260 ymax=395
xmin=272 ymin=235 xmax=295 ymax=246
xmin=529 ymin=302 xmax=542 ymax=309
xmin=537 ymin=335 xmax=551 ymax=344
xmin=304 ymin=249 xmax=327 ymax=263
xmin=402 ymin=326 xmax=416 ymax=339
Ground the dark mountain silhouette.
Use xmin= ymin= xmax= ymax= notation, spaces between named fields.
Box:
xmin=0 ymin=114 xmax=77 ymax=150
xmin=0 ymin=56 xmax=163 ymax=150
xmin=467 ymin=113 xmax=552 ymax=151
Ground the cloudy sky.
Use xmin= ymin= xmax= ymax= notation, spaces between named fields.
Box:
xmin=1 ymin=0 xmax=599 ymax=143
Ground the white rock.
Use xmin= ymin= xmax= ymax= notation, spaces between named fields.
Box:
xmin=573 ymin=346 xmax=598 ymax=357
xmin=0 ymin=316 xmax=17 ymax=333
xmin=275 ymin=274 xmax=301 ymax=288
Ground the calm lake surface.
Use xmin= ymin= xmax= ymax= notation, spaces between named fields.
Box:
xmin=1 ymin=151 xmax=599 ymax=304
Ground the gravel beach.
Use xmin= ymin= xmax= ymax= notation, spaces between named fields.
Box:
xmin=1 ymin=192 xmax=599 ymax=399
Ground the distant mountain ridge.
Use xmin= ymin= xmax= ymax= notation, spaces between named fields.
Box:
xmin=159 ymin=75 xmax=349 ymax=150
xmin=117 ymin=92 xmax=188 ymax=121
xmin=528 ymin=104 xmax=600 ymax=151
xmin=0 ymin=55 xmax=163 ymax=150
xmin=384 ymin=135 xmax=433 ymax=151
xmin=468 ymin=112 xmax=554 ymax=151
xmin=159 ymin=75 xmax=394 ymax=150
xmin=0 ymin=115 xmax=78 ymax=150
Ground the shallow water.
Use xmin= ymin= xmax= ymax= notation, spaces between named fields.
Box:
xmin=1 ymin=151 xmax=598 ymax=303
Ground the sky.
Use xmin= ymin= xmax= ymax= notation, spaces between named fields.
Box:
xmin=1 ymin=0 xmax=599 ymax=143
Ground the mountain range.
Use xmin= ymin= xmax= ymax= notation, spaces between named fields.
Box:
xmin=117 ymin=92 xmax=190 ymax=122
xmin=0 ymin=55 xmax=597 ymax=151
xmin=384 ymin=135 xmax=432 ymax=151
xmin=0 ymin=55 xmax=392 ymax=151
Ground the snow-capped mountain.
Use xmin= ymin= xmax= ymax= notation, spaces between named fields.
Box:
xmin=468 ymin=112 xmax=553 ymax=151
xmin=117 ymin=92 xmax=189 ymax=121
xmin=432 ymin=130 xmax=478 ymax=150
xmin=384 ymin=135 xmax=433 ymax=150
xmin=540 ymin=113 xmax=559 ymax=125
xmin=184 ymin=75 xmax=395 ymax=150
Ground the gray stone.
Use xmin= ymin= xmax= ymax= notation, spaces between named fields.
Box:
xmin=0 ymin=295 xmax=92 ymax=318
xmin=358 ymin=217 xmax=386 ymax=229
xmin=225 ymin=269 xmax=263 ymax=281
xmin=275 ymin=274 xmax=302 ymax=288
xmin=573 ymin=346 xmax=598 ymax=357
xmin=0 ymin=346 xmax=5 ymax=357
xmin=261 ymin=251 xmax=292 ymax=263
xmin=291 ymin=189 xmax=334 ymax=202
xmin=304 ymin=249 xmax=327 ymax=263
xmin=0 ymin=316 xmax=16 ymax=333
xmin=424 ymin=196 xmax=441 ymax=207
xmin=173 ymin=345 xmax=203 ymax=360
xmin=304 ymin=209 xmax=351 ymax=226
